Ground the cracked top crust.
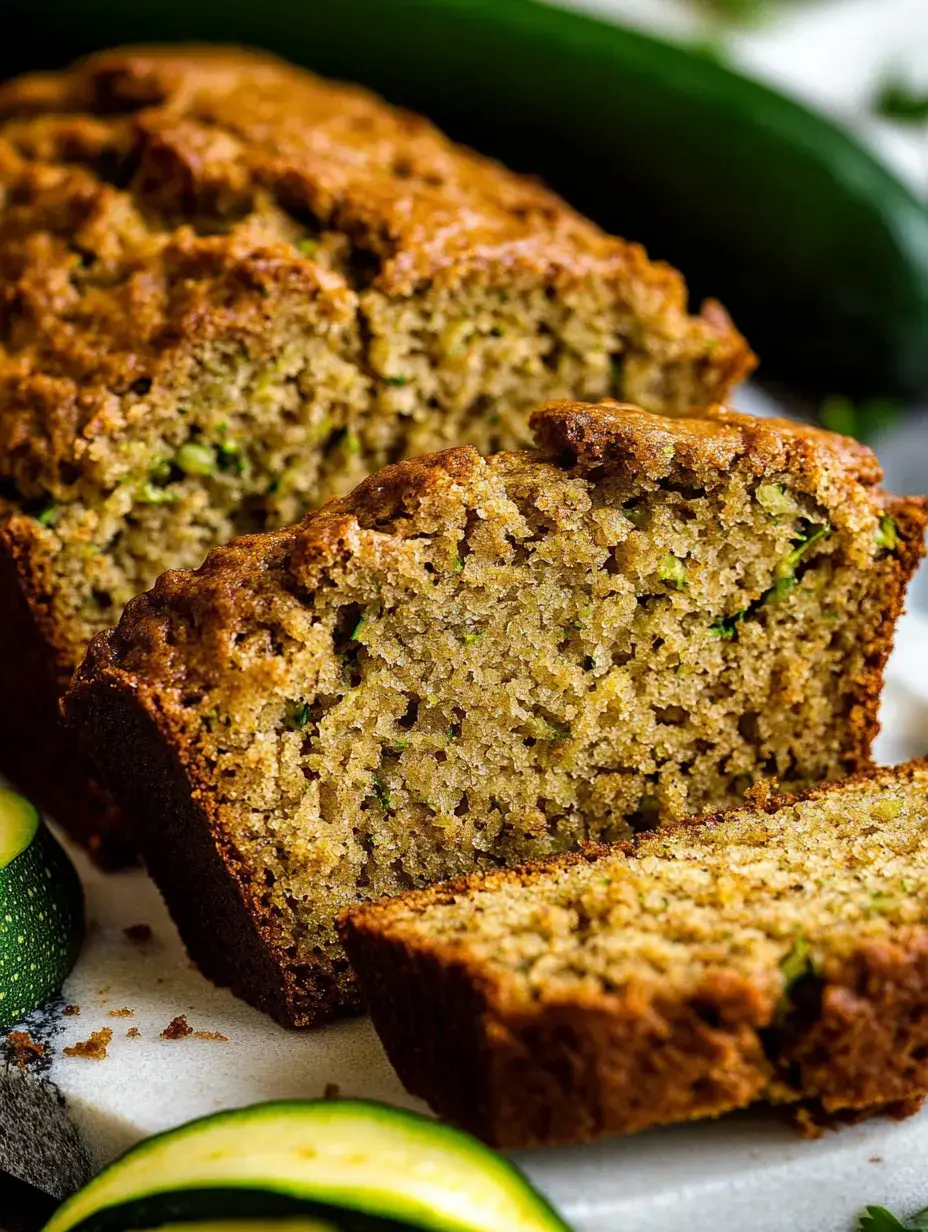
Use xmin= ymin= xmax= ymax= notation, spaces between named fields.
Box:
xmin=0 ymin=46 xmax=752 ymax=498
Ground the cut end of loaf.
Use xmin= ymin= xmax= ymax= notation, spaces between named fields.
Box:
xmin=341 ymin=760 xmax=928 ymax=1146
xmin=0 ymin=46 xmax=752 ymax=852
xmin=65 ymin=401 xmax=928 ymax=1026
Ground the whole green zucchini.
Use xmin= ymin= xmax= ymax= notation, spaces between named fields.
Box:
xmin=4 ymin=0 xmax=928 ymax=398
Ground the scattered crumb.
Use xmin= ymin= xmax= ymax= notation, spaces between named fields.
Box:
xmin=97 ymin=986 xmax=110 ymax=996
xmin=107 ymin=1008 xmax=135 ymax=1018
xmin=124 ymin=923 xmax=153 ymax=943
xmin=64 ymin=1028 xmax=113 ymax=1061
xmin=126 ymin=1028 xmax=141 ymax=1039
xmin=7 ymin=1031 xmax=45 ymax=1070
xmin=869 ymin=1156 xmax=883 ymax=1164
xmin=323 ymin=1082 xmax=341 ymax=1100
xmin=62 ymin=1004 xmax=80 ymax=1016
xmin=161 ymin=1015 xmax=193 ymax=1040
xmin=193 ymin=1031 xmax=229 ymax=1042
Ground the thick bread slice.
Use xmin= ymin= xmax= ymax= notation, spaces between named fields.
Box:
xmin=64 ymin=400 xmax=926 ymax=1027
xmin=341 ymin=760 xmax=928 ymax=1147
xmin=0 ymin=45 xmax=753 ymax=860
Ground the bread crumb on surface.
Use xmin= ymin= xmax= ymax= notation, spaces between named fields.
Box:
xmin=126 ymin=1027 xmax=141 ymax=1039
xmin=63 ymin=1028 xmax=112 ymax=1061
xmin=193 ymin=1030 xmax=229 ymax=1041
xmin=62 ymin=1004 xmax=80 ymax=1016
xmin=6 ymin=1031 xmax=45 ymax=1070
xmin=160 ymin=1015 xmax=193 ymax=1040
xmin=107 ymin=1008 xmax=134 ymax=1018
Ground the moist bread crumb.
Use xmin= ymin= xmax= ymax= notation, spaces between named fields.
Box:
xmin=0 ymin=45 xmax=753 ymax=861
xmin=64 ymin=400 xmax=927 ymax=1027
xmin=63 ymin=1027 xmax=112 ymax=1060
xmin=342 ymin=760 xmax=928 ymax=1147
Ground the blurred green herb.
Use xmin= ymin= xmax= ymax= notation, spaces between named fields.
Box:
xmin=694 ymin=0 xmax=768 ymax=23
xmin=874 ymin=78 xmax=928 ymax=125
xmin=820 ymin=395 xmax=902 ymax=442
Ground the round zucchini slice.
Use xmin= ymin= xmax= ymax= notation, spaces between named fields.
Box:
xmin=42 ymin=1101 xmax=570 ymax=1232
xmin=0 ymin=789 xmax=84 ymax=1029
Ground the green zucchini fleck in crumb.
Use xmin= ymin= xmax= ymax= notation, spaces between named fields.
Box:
xmin=216 ymin=439 xmax=246 ymax=475
xmin=175 ymin=442 xmax=216 ymax=476
xmin=350 ymin=617 xmax=366 ymax=643
xmin=875 ymin=514 xmax=898 ymax=552
xmin=138 ymin=481 xmax=178 ymax=505
xmin=709 ymin=610 xmax=745 ymax=640
xmin=372 ymin=777 xmax=393 ymax=810
xmin=284 ymin=700 xmax=311 ymax=730
xmin=296 ymin=237 xmax=319 ymax=256
xmin=547 ymin=722 xmax=572 ymax=743
xmin=763 ymin=574 xmax=798 ymax=604
xmin=783 ymin=521 xmax=831 ymax=571
xmin=35 ymin=504 xmax=59 ymax=527
xmin=384 ymin=375 xmax=411 ymax=387
xmin=755 ymin=482 xmax=793 ymax=517
xmin=658 ymin=553 xmax=687 ymax=590
xmin=779 ymin=934 xmax=815 ymax=995
xmin=342 ymin=430 xmax=361 ymax=454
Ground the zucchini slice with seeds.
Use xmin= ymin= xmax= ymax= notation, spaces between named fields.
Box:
xmin=42 ymin=1101 xmax=570 ymax=1232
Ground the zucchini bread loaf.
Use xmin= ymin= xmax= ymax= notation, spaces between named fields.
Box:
xmin=342 ymin=760 xmax=928 ymax=1147
xmin=64 ymin=400 xmax=926 ymax=1026
xmin=0 ymin=46 xmax=752 ymax=861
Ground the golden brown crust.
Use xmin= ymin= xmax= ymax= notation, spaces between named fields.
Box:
xmin=530 ymin=400 xmax=884 ymax=487
xmin=80 ymin=399 xmax=926 ymax=705
xmin=0 ymin=48 xmax=753 ymax=500
xmin=340 ymin=760 xmax=928 ymax=1147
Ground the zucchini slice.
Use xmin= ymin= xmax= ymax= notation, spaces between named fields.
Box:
xmin=0 ymin=790 xmax=84 ymax=1029
xmin=42 ymin=1101 xmax=570 ymax=1232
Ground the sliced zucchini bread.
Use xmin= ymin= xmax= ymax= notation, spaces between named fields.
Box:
xmin=342 ymin=760 xmax=928 ymax=1147
xmin=64 ymin=400 xmax=926 ymax=1026
xmin=0 ymin=45 xmax=753 ymax=862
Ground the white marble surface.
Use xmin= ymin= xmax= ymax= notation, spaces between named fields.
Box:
xmin=1 ymin=603 xmax=926 ymax=1228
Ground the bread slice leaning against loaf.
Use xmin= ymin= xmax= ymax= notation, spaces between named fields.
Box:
xmin=64 ymin=400 xmax=926 ymax=1028
xmin=0 ymin=45 xmax=753 ymax=863
xmin=341 ymin=760 xmax=928 ymax=1147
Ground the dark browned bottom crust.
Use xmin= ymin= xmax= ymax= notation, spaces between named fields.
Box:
xmin=63 ymin=668 xmax=359 ymax=1025
xmin=341 ymin=897 xmax=928 ymax=1148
